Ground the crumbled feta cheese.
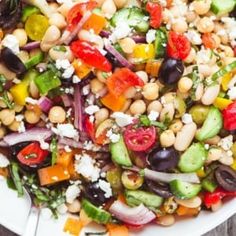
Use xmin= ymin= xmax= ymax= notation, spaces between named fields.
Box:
xmin=109 ymin=23 xmax=132 ymax=43
xmin=18 ymin=121 xmax=26 ymax=133
xmin=106 ymin=129 xmax=120 ymax=143
xmin=196 ymin=47 xmax=211 ymax=64
xmin=227 ymin=150 xmax=233 ymax=156
xmin=204 ymin=144 xmax=210 ymax=150
xmin=41 ymin=208 xmax=53 ymax=220
xmin=185 ymin=30 xmax=202 ymax=45
xmin=12 ymin=78 xmax=21 ymax=84
xmin=55 ymin=59 xmax=71 ymax=70
xmin=52 ymin=124 xmax=79 ymax=139
xmin=227 ymin=87 xmax=236 ymax=100
xmin=218 ymin=135 xmax=233 ymax=151
xmin=39 ymin=140 xmax=50 ymax=150
xmin=0 ymin=153 xmax=10 ymax=168
xmin=74 ymin=153 xmax=100 ymax=182
xmin=89 ymin=115 xmax=95 ymax=123
xmin=25 ymin=97 xmax=38 ymax=104
xmin=182 ymin=113 xmax=193 ymax=124
xmin=100 ymin=172 xmax=106 ymax=178
xmin=82 ymin=85 xmax=90 ymax=95
xmin=148 ymin=111 xmax=159 ymax=121
xmin=15 ymin=115 xmax=24 ymax=122
xmin=2 ymin=35 xmax=20 ymax=54
xmin=57 ymin=203 xmax=68 ymax=215
xmin=66 ymin=184 xmax=81 ymax=204
xmin=111 ymin=112 xmax=133 ymax=127
xmin=72 ymin=75 xmax=81 ymax=84
xmin=83 ymin=140 xmax=100 ymax=151
xmin=62 ymin=66 xmax=74 ymax=79
xmin=64 ymin=145 xmax=72 ymax=153
xmin=64 ymin=87 xmax=74 ymax=94
xmin=98 ymin=179 xmax=112 ymax=198
xmin=85 ymin=105 xmax=100 ymax=115
xmin=66 ymin=108 xmax=72 ymax=118
xmin=221 ymin=17 xmax=236 ymax=47
xmin=146 ymin=29 xmax=156 ymax=44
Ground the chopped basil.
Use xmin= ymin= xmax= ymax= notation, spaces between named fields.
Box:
xmin=139 ymin=115 xmax=167 ymax=131
xmin=1 ymin=91 xmax=14 ymax=109
xmin=50 ymin=138 xmax=58 ymax=165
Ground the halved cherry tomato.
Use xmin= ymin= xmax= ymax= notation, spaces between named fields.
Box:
xmin=66 ymin=1 xmax=97 ymax=31
xmin=106 ymin=68 xmax=144 ymax=97
xmin=84 ymin=116 xmax=96 ymax=141
xmin=167 ymin=31 xmax=191 ymax=60
xmin=70 ymin=40 xmax=112 ymax=72
xmin=146 ymin=2 xmax=163 ymax=29
xmin=202 ymin=33 xmax=216 ymax=49
xmin=17 ymin=142 xmax=49 ymax=166
xmin=124 ymin=125 xmax=156 ymax=152
xmin=222 ymin=101 xmax=236 ymax=131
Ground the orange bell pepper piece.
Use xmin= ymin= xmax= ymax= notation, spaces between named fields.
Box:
xmin=56 ymin=150 xmax=74 ymax=168
xmin=72 ymin=59 xmax=91 ymax=79
xmin=38 ymin=164 xmax=70 ymax=186
xmin=176 ymin=205 xmax=200 ymax=217
xmin=101 ymin=93 xmax=126 ymax=111
xmin=83 ymin=13 xmax=107 ymax=34
xmin=64 ymin=217 xmax=83 ymax=236
xmin=0 ymin=168 xmax=9 ymax=177
xmin=107 ymin=223 xmax=129 ymax=236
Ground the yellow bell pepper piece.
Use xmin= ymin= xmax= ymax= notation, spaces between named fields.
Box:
xmin=221 ymin=73 xmax=232 ymax=91
xmin=10 ymin=81 xmax=29 ymax=106
xmin=72 ymin=59 xmax=91 ymax=79
xmin=132 ymin=44 xmax=155 ymax=62
xmin=196 ymin=167 xmax=206 ymax=178
xmin=213 ymin=97 xmax=232 ymax=110
xmin=231 ymin=159 xmax=236 ymax=170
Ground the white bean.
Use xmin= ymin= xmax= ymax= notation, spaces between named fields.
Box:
xmin=49 ymin=13 xmax=67 ymax=29
xmin=67 ymin=199 xmax=81 ymax=213
xmin=49 ymin=46 xmax=74 ymax=62
xmin=193 ymin=83 xmax=204 ymax=101
xmin=0 ymin=63 xmax=16 ymax=80
xmin=201 ymin=84 xmax=220 ymax=105
xmin=174 ymin=123 xmax=197 ymax=151
xmin=157 ymin=215 xmax=175 ymax=226
xmin=175 ymin=196 xmax=202 ymax=208
xmin=207 ymin=148 xmax=222 ymax=162
xmin=160 ymin=103 xmax=175 ymax=122
xmin=102 ymin=0 xmax=117 ymax=18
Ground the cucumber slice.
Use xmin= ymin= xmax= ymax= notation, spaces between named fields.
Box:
xmin=125 ymin=190 xmax=163 ymax=209
xmin=178 ymin=143 xmax=207 ymax=173
xmin=202 ymin=178 xmax=218 ymax=193
xmin=212 ymin=61 xmax=236 ymax=81
xmin=154 ymin=29 xmax=167 ymax=58
xmin=110 ymin=136 xmax=132 ymax=167
xmin=81 ymin=199 xmax=111 ymax=224
xmin=195 ymin=106 xmax=223 ymax=141
xmin=170 ymin=180 xmax=201 ymax=199
xmin=211 ymin=0 xmax=236 ymax=15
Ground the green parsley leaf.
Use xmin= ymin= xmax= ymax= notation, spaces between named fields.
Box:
xmin=1 ymin=91 xmax=14 ymax=109
xmin=53 ymin=46 xmax=67 ymax=52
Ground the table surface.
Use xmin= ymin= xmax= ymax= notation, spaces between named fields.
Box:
xmin=0 ymin=214 xmax=235 ymax=236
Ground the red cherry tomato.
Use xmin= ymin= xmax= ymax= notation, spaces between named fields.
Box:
xmin=106 ymin=68 xmax=144 ymax=97
xmin=124 ymin=125 xmax=156 ymax=152
xmin=70 ymin=40 xmax=112 ymax=72
xmin=222 ymin=101 xmax=236 ymax=131
xmin=17 ymin=142 xmax=49 ymax=166
xmin=84 ymin=116 xmax=96 ymax=141
xmin=66 ymin=1 xmax=97 ymax=31
xmin=234 ymin=46 xmax=236 ymax=57
xmin=167 ymin=31 xmax=191 ymax=60
xmin=146 ymin=2 xmax=163 ymax=29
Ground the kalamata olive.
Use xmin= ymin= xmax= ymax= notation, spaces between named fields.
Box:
xmin=105 ymin=52 xmax=122 ymax=70
xmin=148 ymin=147 xmax=179 ymax=171
xmin=83 ymin=181 xmax=111 ymax=206
xmin=121 ymin=170 xmax=144 ymax=190
xmin=158 ymin=58 xmax=184 ymax=85
xmin=215 ymin=165 xmax=236 ymax=191
xmin=1 ymin=47 xmax=26 ymax=74
xmin=146 ymin=180 xmax=173 ymax=198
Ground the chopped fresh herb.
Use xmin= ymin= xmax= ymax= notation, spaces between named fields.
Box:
xmin=50 ymin=138 xmax=58 ymax=165
xmin=85 ymin=231 xmax=108 ymax=236
xmin=1 ymin=91 xmax=14 ymax=109
xmin=139 ymin=115 xmax=151 ymax=126
xmin=6 ymin=177 xmax=17 ymax=190
xmin=53 ymin=46 xmax=67 ymax=52
xmin=0 ymin=75 xmax=6 ymax=92
xmin=10 ymin=162 xmax=24 ymax=197
xmin=139 ymin=115 xmax=167 ymax=131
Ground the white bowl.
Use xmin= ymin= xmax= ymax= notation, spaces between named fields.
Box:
xmin=0 ymin=178 xmax=236 ymax=236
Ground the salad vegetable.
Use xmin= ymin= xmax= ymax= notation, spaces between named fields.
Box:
xmin=0 ymin=0 xmax=235 ymax=234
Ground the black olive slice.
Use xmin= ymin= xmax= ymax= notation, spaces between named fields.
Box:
xmin=146 ymin=180 xmax=173 ymax=198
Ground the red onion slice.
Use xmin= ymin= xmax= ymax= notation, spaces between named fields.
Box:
xmin=58 ymin=137 xmax=83 ymax=149
xmin=74 ymin=85 xmax=83 ymax=131
xmin=38 ymin=96 xmax=53 ymax=113
xmin=61 ymin=94 xmax=73 ymax=107
xmin=109 ymin=200 xmax=156 ymax=225
xmin=104 ymin=40 xmax=134 ymax=70
xmin=3 ymin=128 xmax=52 ymax=146
xmin=21 ymin=41 xmax=40 ymax=51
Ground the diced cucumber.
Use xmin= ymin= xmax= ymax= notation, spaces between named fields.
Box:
xmin=178 ymin=143 xmax=207 ymax=173
xmin=202 ymin=178 xmax=218 ymax=193
xmin=110 ymin=136 xmax=132 ymax=167
xmin=81 ymin=199 xmax=111 ymax=224
xmin=170 ymin=180 xmax=201 ymax=199
xmin=111 ymin=7 xmax=149 ymax=33
xmin=125 ymin=190 xmax=163 ymax=209
xmin=212 ymin=61 xmax=236 ymax=81
xmin=25 ymin=52 xmax=44 ymax=69
xmin=211 ymin=0 xmax=236 ymax=15
xmin=154 ymin=29 xmax=167 ymax=58
xmin=195 ymin=106 xmax=223 ymax=141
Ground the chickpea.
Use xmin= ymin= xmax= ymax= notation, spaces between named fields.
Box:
xmin=8 ymin=120 xmax=20 ymax=132
xmin=130 ymin=100 xmax=146 ymax=115
xmin=142 ymin=83 xmax=159 ymax=100
xmin=221 ymin=46 xmax=234 ymax=57
xmin=135 ymin=71 xmax=148 ymax=84
xmin=102 ymin=0 xmax=117 ymax=18
xmin=113 ymin=0 xmax=128 ymax=8
xmin=171 ymin=19 xmax=188 ymax=33
xmin=12 ymin=29 xmax=28 ymax=47
xmin=124 ymin=86 xmax=137 ymax=99
xmin=48 ymin=106 xmax=66 ymax=123
xmin=197 ymin=17 xmax=214 ymax=33
xmin=49 ymin=13 xmax=67 ymax=29
xmin=0 ymin=92 xmax=13 ymax=108
xmin=160 ymin=130 xmax=176 ymax=147
xmin=13 ymin=104 xmax=24 ymax=113
xmin=18 ymin=51 xmax=29 ymax=63
xmin=169 ymin=119 xmax=183 ymax=133
xmin=67 ymin=199 xmax=81 ymax=213
xmin=49 ymin=46 xmax=74 ymax=62
xmin=0 ymin=109 xmax=15 ymax=126
xmin=184 ymin=48 xmax=196 ymax=64
xmin=121 ymin=170 xmax=144 ymax=190
xmin=147 ymin=100 xmax=163 ymax=114
xmin=211 ymin=33 xmax=221 ymax=48
xmin=192 ymin=0 xmax=211 ymax=15
xmin=119 ymin=37 xmax=136 ymax=54
xmin=186 ymin=11 xmax=197 ymax=23
xmin=178 ymin=77 xmax=193 ymax=93
xmin=157 ymin=215 xmax=175 ymax=226
xmin=95 ymin=108 xmax=109 ymax=125
xmin=24 ymin=110 xmax=40 ymax=124
xmin=207 ymin=148 xmax=222 ymax=162
xmin=90 ymin=78 xmax=105 ymax=94
xmin=0 ymin=127 xmax=6 ymax=139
